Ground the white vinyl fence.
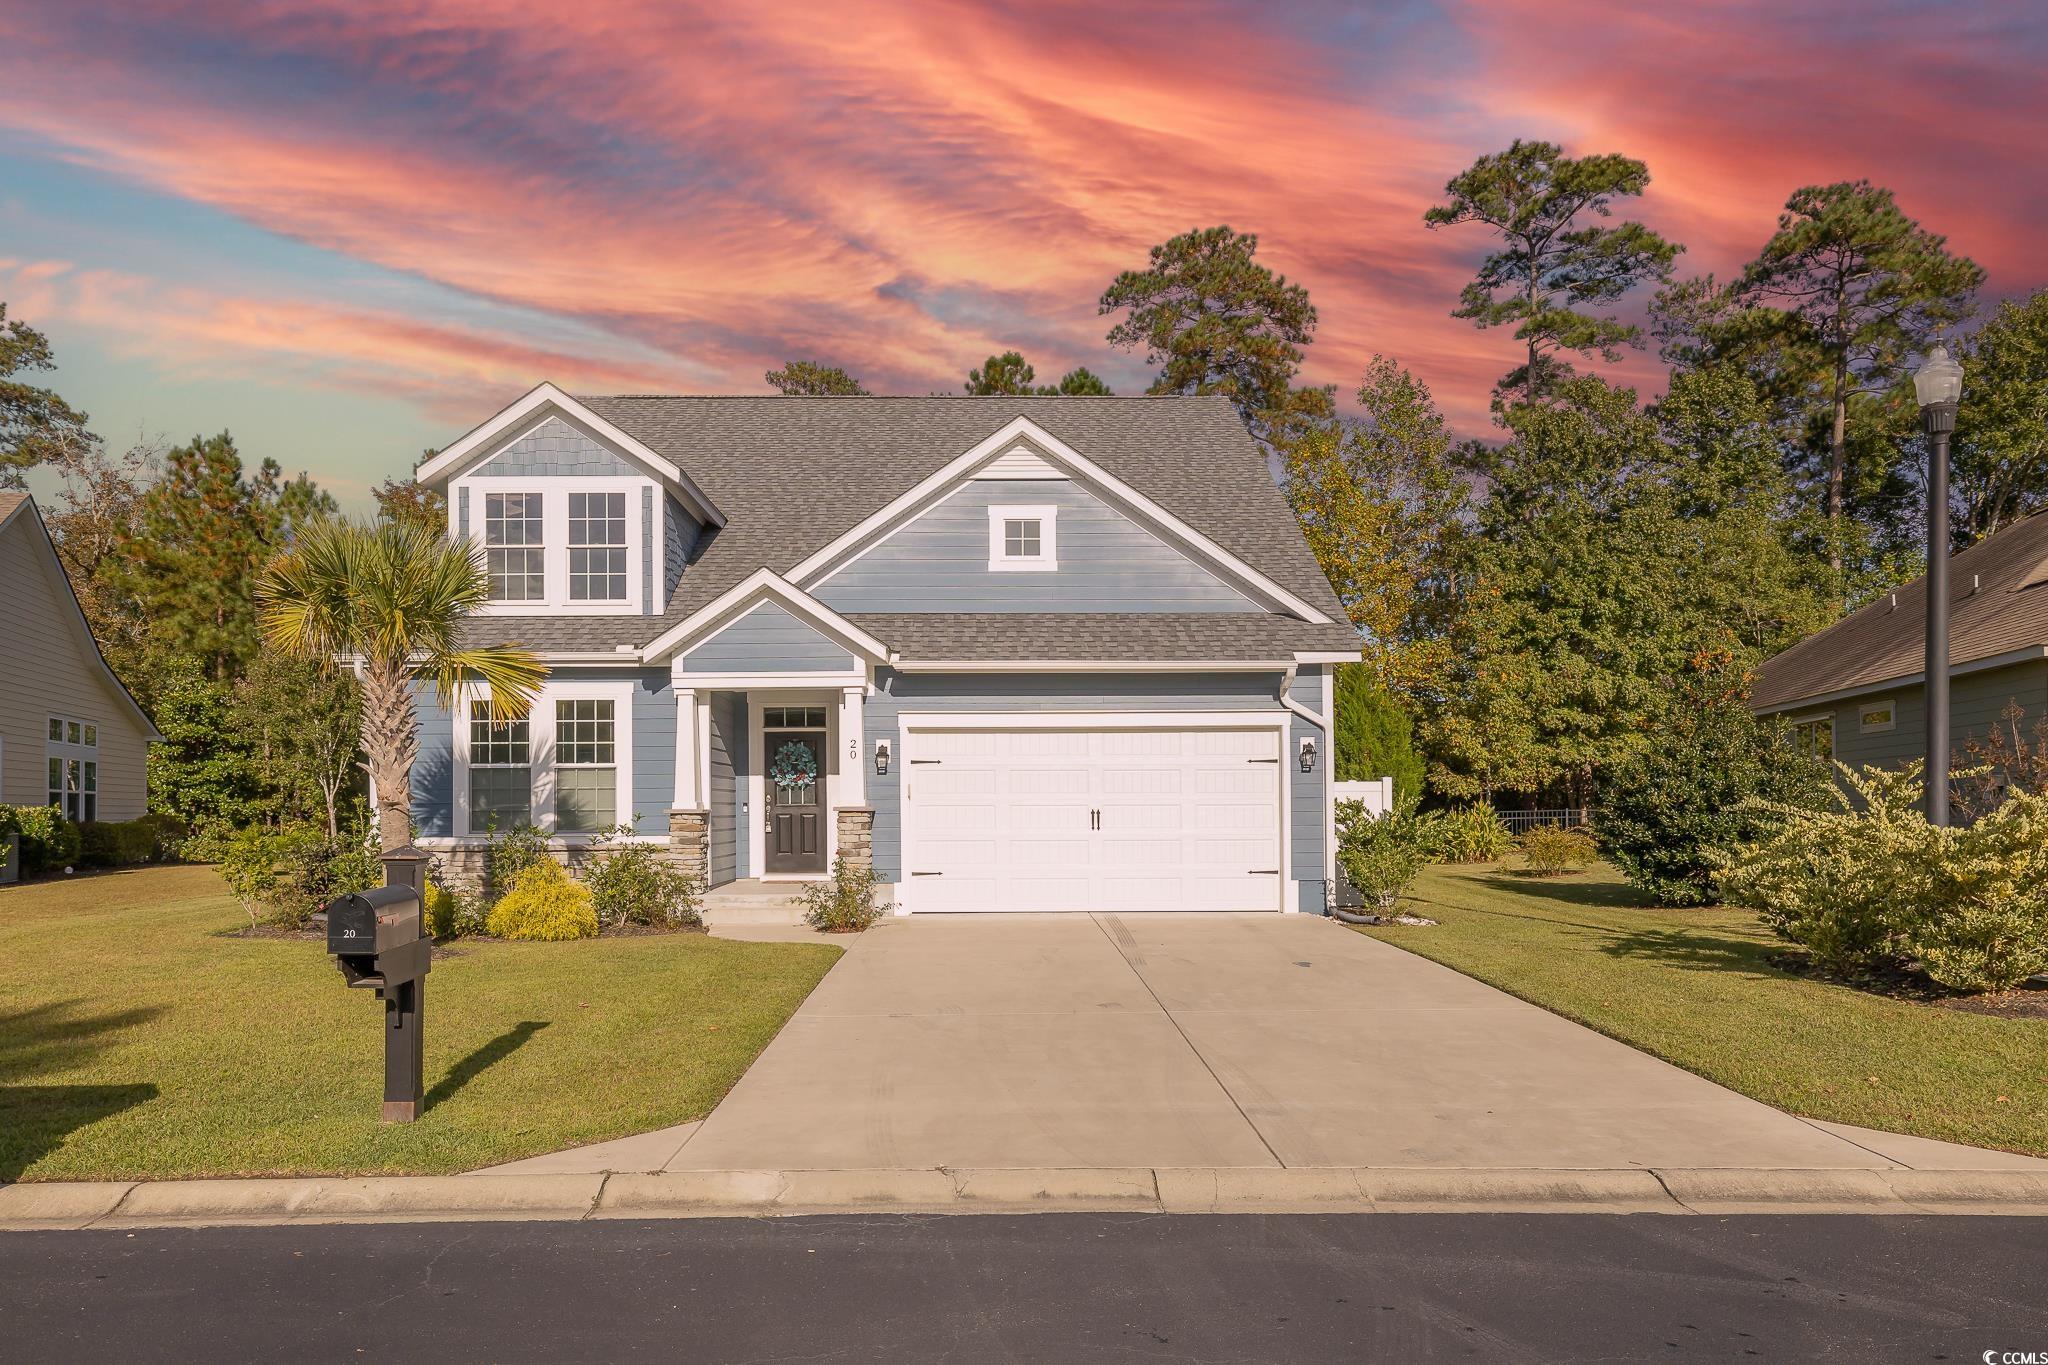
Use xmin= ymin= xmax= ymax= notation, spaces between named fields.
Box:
xmin=1332 ymin=777 xmax=1396 ymax=818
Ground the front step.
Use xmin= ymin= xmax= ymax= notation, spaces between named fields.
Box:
xmin=700 ymin=879 xmax=810 ymax=927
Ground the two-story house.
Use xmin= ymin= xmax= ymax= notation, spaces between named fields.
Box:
xmin=410 ymin=385 xmax=1360 ymax=915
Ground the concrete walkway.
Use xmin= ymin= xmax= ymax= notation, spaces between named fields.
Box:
xmin=486 ymin=912 xmax=2046 ymax=1176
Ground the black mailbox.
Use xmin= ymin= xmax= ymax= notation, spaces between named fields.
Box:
xmin=322 ymin=847 xmax=432 ymax=1122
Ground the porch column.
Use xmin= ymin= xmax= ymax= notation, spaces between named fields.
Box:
xmin=667 ymin=683 xmax=709 ymax=887
xmin=672 ymin=686 xmax=701 ymax=809
xmin=838 ymin=685 xmax=866 ymax=807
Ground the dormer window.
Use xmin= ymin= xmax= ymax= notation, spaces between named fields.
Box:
xmin=568 ymin=492 xmax=628 ymax=601
xmin=988 ymin=503 xmax=1057 ymax=572
xmin=486 ymin=492 xmax=545 ymax=602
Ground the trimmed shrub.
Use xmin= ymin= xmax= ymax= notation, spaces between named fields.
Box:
xmin=581 ymin=828 xmax=702 ymax=929
xmin=0 ymin=805 xmax=82 ymax=876
xmin=1336 ymin=798 xmax=1428 ymax=911
xmin=485 ymin=859 xmax=598 ymax=941
xmin=1904 ymin=791 xmax=2048 ymax=993
xmin=135 ymin=812 xmax=191 ymax=862
xmin=1417 ymin=805 xmax=1513 ymax=863
xmin=1598 ymin=690 xmax=1832 ymax=906
xmin=214 ymin=823 xmax=379 ymax=929
xmin=1519 ymin=825 xmax=1596 ymax=877
xmin=79 ymin=819 xmax=160 ymax=867
xmin=482 ymin=821 xmax=551 ymax=905
xmin=795 ymin=855 xmax=880 ymax=933
xmin=1718 ymin=765 xmax=1925 ymax=975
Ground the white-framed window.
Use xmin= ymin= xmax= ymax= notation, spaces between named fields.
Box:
xmin=987 ymin=503 xmax=1057 ymax=572
xmin=46 ymin=715 xmax=99 ymax=823
xmin=468 ymin=701 xmax=532 ymax=831
xmin=568 ymin=491 xmax=628 ymax=601
xmin=485 ymin=492 xmax=546 ymax=602
xmin=1791 ymin=713 xmax=1835 ymax=760
xmin=1857 ymin=699 xmax=1897 ymax=733
xmin=553 ymin=699 xmax=618 ymax=832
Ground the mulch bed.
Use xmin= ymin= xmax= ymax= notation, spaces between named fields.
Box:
xmin=1768 ymin=951 xmax=2048 ymax=1019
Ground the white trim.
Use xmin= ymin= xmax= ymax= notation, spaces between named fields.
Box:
xmin=673 ymin=688 xmax=700 ymax=808
xmin=643 ymin=567 xmax=893 ymax=665
xmin=986 ymin=503 xmax=1058 ymax=572
xmin=895 ymin=709 xmax=1288 ymax=730
xmin=888 ymin=659 xmax=1295 ymax=673
xmin=1856 ymin=698 xmax=1899 ymax=733
xmin=893 ymin=709 xmax=1289 ymax=915
xmin=1753 ymin=645 xmax=2048 ymax=714
xmin=463 ymin=477 xmax=648 ymax=616
xmin=747 ymin=690 xmax=840 ymax=880
xmin=1293 ymin=650 xmax=1362 ymax=664
xmin=420 ymin=382 xmax=723 ymax=526
xmin=452 ymin=677 xmax=634 ymax=839
xmin=785 ymin=416 xmax=1334 ymax=623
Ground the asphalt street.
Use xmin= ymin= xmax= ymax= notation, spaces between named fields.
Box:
xmin=3 ymin=1213 xmax=2044 ymax=1362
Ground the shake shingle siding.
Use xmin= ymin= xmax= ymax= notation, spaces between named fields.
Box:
xmin=474 ymin=416 xmax=636 ymax=477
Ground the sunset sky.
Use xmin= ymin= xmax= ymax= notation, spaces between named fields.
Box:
xmin=3 ymin=0 xmax=2044 ymax=508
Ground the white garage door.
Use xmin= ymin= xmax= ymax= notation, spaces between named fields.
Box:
xmin=902 ymin=724 xmax=1284 ymax=912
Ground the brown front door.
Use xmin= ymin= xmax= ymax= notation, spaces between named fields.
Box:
xmin=765 ymin=730 xmax=827 ymax=874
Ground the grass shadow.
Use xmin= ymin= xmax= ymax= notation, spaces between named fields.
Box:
xmin=0 ymin=1001 xmax=169 ymax=1082
xmin=0 ymin=1083 xmax=157 ymax=1181
xmin=1474 ymin=873 xmax=1648 ymax=912
xmin=1596 ymin=925 xmax=1784 ymax=979
xmin=424 ymin=1020 xmax=549 ymax=1114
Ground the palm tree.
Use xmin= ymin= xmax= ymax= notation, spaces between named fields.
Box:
xmin=257 ymin=519 xmax=546 ymax=851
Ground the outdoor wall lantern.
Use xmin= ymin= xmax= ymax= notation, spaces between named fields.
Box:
xmin=1298 ymin=736 xmax=1317 ymax=773
xmin=874 ymin=738 xmax=891 ymax=776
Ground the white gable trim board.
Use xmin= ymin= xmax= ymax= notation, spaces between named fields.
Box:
xmin=787 ymin=416 xmax=1333 ymax=623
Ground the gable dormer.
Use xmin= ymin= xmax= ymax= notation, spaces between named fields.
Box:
xmin=421 ymin=384 xmax=722 ymax=618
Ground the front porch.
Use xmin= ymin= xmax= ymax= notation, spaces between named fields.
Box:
xmin=666 ymin=684 xmax=877 ymax=902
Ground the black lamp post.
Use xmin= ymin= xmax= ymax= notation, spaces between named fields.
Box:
xmin=1913 ymin=343 xmax=1964 ymax=827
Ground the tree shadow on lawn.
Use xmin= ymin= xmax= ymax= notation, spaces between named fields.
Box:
xmin=1 ymin=999 xmax=169 ymax=1181
xmin=1474 ymin=872 xmax=1650 ymax=912
xmin=1437 ymin=879 xmax=1786 ymax=983
xmin=424 ymin=1020 xmax=549 ymax=1114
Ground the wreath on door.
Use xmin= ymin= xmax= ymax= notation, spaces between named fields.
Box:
xmin=769 ymin=739 xmax=819 ymax=787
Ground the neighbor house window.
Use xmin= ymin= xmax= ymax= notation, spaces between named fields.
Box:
xmin=567 ymin=491 xmax=628 ymax=601
xmin=1792 ymin=714 xmax=1834 ymax=760
xmin=46 ymin=715 xmax=98 ymax=823
xmin=554 ymin=699 xmax=617 ymax=832
xmin=987 ymin=503 xmax=1057 ymax=572
xmin=468 ymin=701 xmax=532 ymax=831
xmin=485 ymin=492 xmax=545 ymax=602
xmin=1858 ymin=700 xmax=1896 ymax=733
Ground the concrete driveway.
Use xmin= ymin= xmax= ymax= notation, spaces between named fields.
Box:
xmin=633 ymin=913 xmax=2027 ymax=1173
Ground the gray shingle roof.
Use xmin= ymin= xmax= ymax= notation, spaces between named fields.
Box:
xmin=456 ymin=396 xmax=1356 ymax=663
xmin=1752 ymin=511 xmax=2048 ymax=711
xmin=847 ymin=613 xmax=1361 ymax=661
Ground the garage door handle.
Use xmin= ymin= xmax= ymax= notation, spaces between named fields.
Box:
xmin=1249 ymin=869 xmax=1279 ymax=875
xmin=911 ymin=871 xmax=943 ymax=876
xmin=1247 ymin=757 xmax=1279 ymax=764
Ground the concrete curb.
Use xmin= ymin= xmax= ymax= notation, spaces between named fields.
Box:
xmin=7 ymin=1167 xmax=2048 ymax=1229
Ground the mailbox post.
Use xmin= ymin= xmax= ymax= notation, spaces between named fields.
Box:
xmin=323 ymin=845 xmax=431 ymax=1122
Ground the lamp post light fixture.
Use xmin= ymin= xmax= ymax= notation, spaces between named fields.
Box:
xmin=1914 ymin=343 xmax=1965 ymax=828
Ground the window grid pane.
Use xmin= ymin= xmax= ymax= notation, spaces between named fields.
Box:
xmin=554 ymin=768 xmax=616 ymax=833
xmin=470 ymin=767 xmax=532 ymax=831
xmin=763 ymin=706 xmax=826 ymax=728
xmin=469 ymin=702 xmax=531 ymax=765
xmin=1004 ymin=519 xmax=1040 ymax=558
xmin=48 ymin=718 xmax=63 ymax=742
xmin=554 ymin=699 xmax=616 ymax=765
xmin=485 ymin=493 xmax=545 ymax=601
xmin=568 ymin=492 xmax=628 ymax=601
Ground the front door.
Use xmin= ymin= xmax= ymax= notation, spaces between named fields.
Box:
xmin=764 ymin=729 xmax=827 ymax=874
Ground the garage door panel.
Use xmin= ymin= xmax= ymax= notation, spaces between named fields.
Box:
xmin=906 ymin=724 xmax=1282 ymax=913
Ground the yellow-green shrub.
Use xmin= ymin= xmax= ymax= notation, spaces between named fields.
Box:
xmin=484 ymin=859 xmax=597 ymax=941
xmin=423 ymin=879 xmax=460 ymax=939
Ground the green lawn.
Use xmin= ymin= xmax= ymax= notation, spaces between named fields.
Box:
xmin=1 ymin=865 xmax=841 ymax=1182
xmin=1358 ymin=863 xmax=2048 ymax=1157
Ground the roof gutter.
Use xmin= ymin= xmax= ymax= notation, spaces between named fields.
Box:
xmin=1751 ymin=645 xmax=2048 ymax=714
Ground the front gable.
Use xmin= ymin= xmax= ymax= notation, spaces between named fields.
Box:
xmin=682 ymin=601 xmax=855 ymax=674
xmin=473 ymin=417 xmax=636 ymax=477
xmin=787 ymin=417 xmax=1332 ymax=624
xmin=812 ymin=473 xmax=1257 ymax=613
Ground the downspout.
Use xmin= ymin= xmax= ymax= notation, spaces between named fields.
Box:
xmin=1278 ymin=662 xmax=1323 ymax=730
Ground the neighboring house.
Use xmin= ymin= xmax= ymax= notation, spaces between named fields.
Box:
xmin=1752 ymin=511 xmax=2048 ymax=769
xmin=0 ymin=493 xmax=162 ymax=823
xmin=411 ymin=385 xmax=1360 ymax=915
